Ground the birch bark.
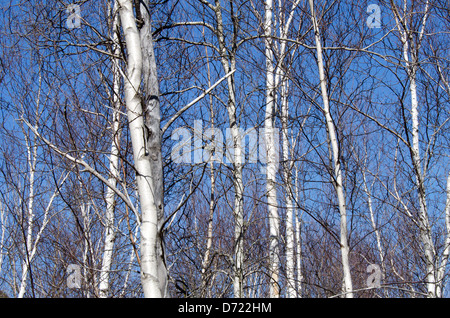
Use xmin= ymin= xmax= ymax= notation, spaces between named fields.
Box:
xmin=140 ymin=2 xmax=167 ymax=297
xmin=0 ymin=201 xmax=4 ymax=275
xmin=308 ymin=0 xmax=353 ymax=297
xmin=200 ymin=45 xmax=216 ymax=297
xmin=275 ymin=0 xmax=300 ymax=297
xmin=391 ymin=0 xmax=436 ymax=297
xmin=99 ymin=0 xmax=121 ymax=298
xmin=264 ymin=0 xmax=280 ymax=298
xmin=117 ymin=0 xmax=165 ymax=297
xmin=17 ymin=129 xmax=37 ymax=298
xmin=211 ymin=0 xmax=245 ymax=297
xmin=436 ymin=172 xmax=450 ymax=297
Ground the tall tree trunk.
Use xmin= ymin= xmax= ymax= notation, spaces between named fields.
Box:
xmin=308 ymin=0 xmax=353 ymax=298
xmin=18 ymin=130 xmax=37 ymax=298
xmin=391 ymin=0 xmax=436 ymax=296
xmin=212 ymin=0 xmax=245 ymax=297
xmin=280 ymin=66 xmax=296 ymax=298
xmin=264 ymin=0 xmax=280 ymax=298
xmin=408 ymin=64 xmax=435 ymax=297
xmin=201 ymin=46 xmax=216 ymax=297
xmin=99 ymin=0 xmax=121 ymax=298
xmin=139 ymin=1 xmax=167 ymax=298
xmin=437 ymin=172 xmax=450 ymax=297
xmin=264 ymin=0 xmax=300 ymax=297
xmin=81 ymin=203 xmax=98 ymax=297
xmin=0 ymin=201 xmax=4 ymax=276
xmin=294 ymin=164 xmax=303 ymax=297
xmin=117 ymin=0 xmax=165 ymax=297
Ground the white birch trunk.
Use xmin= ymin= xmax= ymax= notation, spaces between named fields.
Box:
xmin=410 ymin=70 xmax=436 ymax=298
xmin=200 ymin=160 xmax=215 ymax=297
xmin=0 ymin=200 xmax=4 ymax=274
xmin=201 ymin=48 xmax=216 ymax=297
xmin=17 ymin=161 xmax=67 ymax=297
xmin=294 ymin=164 xmax=303 ymax=297
xmin=392 ymin=0 xmax=436 ymax=296
xmin=308 ymin=0 xmax=353 ymax=297
xmin=277 ymin=11 xmax=297 ymax=300
xmin=139 ymin=3 xmax=167 ymax=297
xmin=99 ymin=1 xmax=121 ymax=298
xmin=117 ymin=0 xmax=162 ymax=297
xmin=212 ymin=0 xmax=245 ymax=297
xmin=264 ymin=0 xmax=280 ymax=298
xmin=81 ymin=203 xmax=98 ymax=297
xmin=362 ymin=171 xmax=384 ymax=271
xmin=408 ymin=64 xmax=435 ymax=297
xmin=267 ymin=0 xmax=300 ymax=297
xmin=295 ymin=204 xmax=303 ymax=297
xmin=436 ymin=172 xmax=450 ymax=297
xmin=17 ymin=128 xmax=68 ymax=298
xmin=362 ymin=168 xmax=389 ymax=297
xmin=17 ymin=136 xmax=37 ymax=298
xmin=280 ymin=65 xmax=296 ymax=298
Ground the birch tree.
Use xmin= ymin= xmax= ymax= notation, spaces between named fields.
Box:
xmin=117 ymin=0 xmax=166 ymax=297
xmin=99 ymin=0 xmax=122 ymax=298
xmin=274 ymin=0 xmax=301 ymax=298
xmin=387 ymin=0 xmax=450 ymax=297
xmin=263 ymin=0 xmax=280 ymax=298
xmin=190 ymin=0 xmax=246 ymax=297
xmin=307 ymin=0 xmax=353 ymax=297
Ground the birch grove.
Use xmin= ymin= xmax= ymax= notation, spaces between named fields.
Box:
xmin=0 ymin=0 xmax=449 ymax=298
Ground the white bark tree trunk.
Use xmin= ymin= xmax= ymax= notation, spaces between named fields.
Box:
xmin=201 ymin=47 xmax=216 ymax=297
xmin=99 ymin=0 xmax=121 ymax=298
xmin=17 ymin=131 xmax=37 ymax=298
xmin=294 ymin=164 xmax=303 ymax=297
xmin=140 ymin=2 xmax=167 ymax=297
xmin=264 ymin=0 xmax=280 ymax=298
xmin=117 ymin=0 xmax=165 ymax=297
xmin=436 ymin=172 xmax=450 ymax=297
xmin=391 ymin=0 xmax=436 ymax=297
xmin=212 ymin=0 xmax=245 ymax=297
xmin=0 ymin=200 xmax=4 ymax=275
xmin=81 ymin=202 xmax=98 ymax=297
xmin=281 ymin=75 xmax=296 ymax=298
xmin=18 ymin=74 xmax=43 ymax=298
xmin=262 ymin=0 xmax=300 ymax=297
xmin=362 ymin=166 xmax=389 ymax=297
xmin=408 ymin=64 xmax=436 ymax=297
xmin=362 ymin=171 xmax=385 ymax=274
xmin=308 ymin=0 xmax=353 ymax=298
xmin=276 ymin=0 xmax=300 ymax=298
xmin=17 ymin=128 xmax=68 ymax=298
